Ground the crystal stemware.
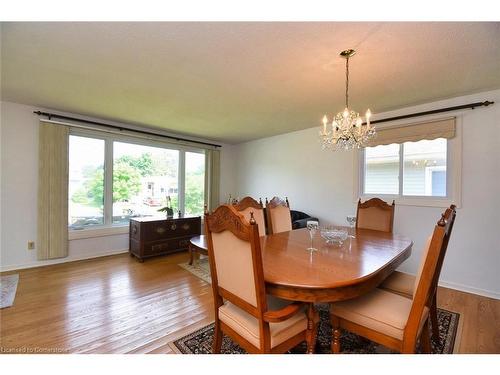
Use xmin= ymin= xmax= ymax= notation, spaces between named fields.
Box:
xmin=346 ymin=215 xmax=356 ymax=238
xmin=306 ymin=220 xmax=319 ymax=252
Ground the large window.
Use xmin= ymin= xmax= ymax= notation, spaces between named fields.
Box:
xmin=185 ymin=152 xmax=206 ymax=216
xmin=112 ymin=142 xmax=179 ymax=225
xmin=69 ymin=136 xmax=105 ymax=229
xmin=68 ymin=131 xmax=206 ymax=230
xmin=361 ymin=138 xmax=449 ymax=199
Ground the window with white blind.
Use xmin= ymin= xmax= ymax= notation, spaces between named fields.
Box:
xmin=358 ymin=117 xmax=461 ymax=207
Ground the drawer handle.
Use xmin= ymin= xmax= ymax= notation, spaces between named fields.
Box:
xmin=156 ymin=227 xmax=166 ymax=234
xmin=182 ymin=224 xmax=190 ymax=231
xmin=171 ymin=224 xmax=177 ymax=230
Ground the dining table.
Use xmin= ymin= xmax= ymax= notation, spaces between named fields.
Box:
xmin=260 ymin=227 xmax=413 ymax=353
xmin=190 ymin=226 xmax=413 ymax=353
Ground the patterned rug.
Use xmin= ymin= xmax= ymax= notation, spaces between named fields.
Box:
xmin=176 ymin=257 xmax=460 ymax=354
xmin=178 ymin=257 xmax=211 ymax=284
xmin=172 ymin=304 xmax=460 ymax=354
xmin=1 ymin=274 xmax=19 ymax=309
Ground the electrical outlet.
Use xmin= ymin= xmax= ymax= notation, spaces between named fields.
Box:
xmin=28 ymin=241 xmax=35 ymax=250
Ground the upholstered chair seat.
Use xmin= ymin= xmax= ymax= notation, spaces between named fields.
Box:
xmin=205 ymin=204 xmax=312 ymax=353
xmin=380 ymin=237 xmax=445 ymax=344
xmin=331 ymin=289 xmax=429 ymax=341
xmin=330 ymin=206 xmax=457 ymax=354
xmin=380 ymin=271 xmax=415 ymax=297
xmin=219 ymin=296 xmax=308 ymax=349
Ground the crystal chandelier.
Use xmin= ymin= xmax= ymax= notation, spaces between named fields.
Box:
xmin=319 ymin=49 xmax=376 ymax=150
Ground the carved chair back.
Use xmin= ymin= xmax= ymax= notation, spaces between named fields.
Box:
xmin=205 ymin=204 xmax=268 ymax=321
xmin=233 ymin=196 xmax=266 ymax=237
xmin=356 ymin=198 xmax=395 ymax=233
xmin=265 ymin=196 xmax=292 ymax=234
xmin=402 ymin=205 xmax=457 ymax=351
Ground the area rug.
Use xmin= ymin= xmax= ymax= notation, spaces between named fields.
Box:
xmin=171 ymin=304 xmax=460 ymax=354
xmin=178 ymin=257 xmax=211 ymax=284
xmin=1 ymin=274 xmax=19 ymax=308
xmin=176 ymin=258 xmax=460 ymax=353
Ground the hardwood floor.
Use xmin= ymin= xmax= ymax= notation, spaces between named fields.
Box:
xmin=1 ymin=252 xmax=499 ymax=354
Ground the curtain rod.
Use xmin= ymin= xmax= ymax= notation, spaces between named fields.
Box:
xmin=33 ymin=111 xmax=222 ymax=148
xmin=365 ymin=100 xmax=494 ymax=125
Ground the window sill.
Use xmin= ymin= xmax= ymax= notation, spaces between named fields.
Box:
xmin=68 ymin=225 xmax=129 ymax=240
xmin=359 ymin=195 xmax=459 ymax=208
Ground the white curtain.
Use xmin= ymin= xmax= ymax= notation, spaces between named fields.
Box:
xmin=37 ymin=121 xmax=69 ymax=260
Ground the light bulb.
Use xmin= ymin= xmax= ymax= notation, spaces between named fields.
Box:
xmin=365 ymin=109 xmax=372 ymax=128
xmin=356 ymin=117 xmax=362 ymax=127
xmin=322 ymin=115 xmax=328 ymax=134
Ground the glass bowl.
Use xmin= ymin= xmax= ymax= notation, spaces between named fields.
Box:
xmin=320 ymin=227 xmax=349 ymax=246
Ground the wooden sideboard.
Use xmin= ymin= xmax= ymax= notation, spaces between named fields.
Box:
xmin=129 ymin=216 xmax=201 ymax=262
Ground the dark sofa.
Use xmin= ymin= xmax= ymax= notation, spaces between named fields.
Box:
xmin=290 ymin=210 xmax=319 ymax=230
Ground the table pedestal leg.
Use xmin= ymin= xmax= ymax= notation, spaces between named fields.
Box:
xmin=305 ymin=303 xmax=319 ymax=354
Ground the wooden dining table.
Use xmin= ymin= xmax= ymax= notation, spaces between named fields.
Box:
xmin=191 ymin=226 xmax=412 ymax=353
xmin=260 ymin=227 xmax=413 ymax=353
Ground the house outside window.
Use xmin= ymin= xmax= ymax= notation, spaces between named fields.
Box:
xmin=68 ymin=131 xmax=206 ymax=230
xmin=358 ymin=117 xmax=460 ymax=207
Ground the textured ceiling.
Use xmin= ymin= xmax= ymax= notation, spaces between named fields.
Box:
xmin=1 ymin=22 xmax=500 ymax=143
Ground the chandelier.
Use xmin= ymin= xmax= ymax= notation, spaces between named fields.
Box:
xmin=319 ymin=49 xmax=375 ymax=150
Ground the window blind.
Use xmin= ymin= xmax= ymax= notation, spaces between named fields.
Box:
xmin=366 ymin=117 xmax=456 ymax=147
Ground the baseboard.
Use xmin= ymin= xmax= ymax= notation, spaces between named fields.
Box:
xmin=0 ymin=248 xmax=129 ymax=272
xmin=395 ymin=271 xmax=500 ymax=300
xmin=438 ymin=279 xmax=500 ymax=300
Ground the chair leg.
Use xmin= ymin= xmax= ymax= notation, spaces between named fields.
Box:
xmin=330 ymin=308 xmax=341 ymax=354
xmin=188 ymin=245 xmax=194 ymax=265
xmin=305 ymin=303 xmax=319 ymax=354
xmin=213 ymin=321 xmax=223 ymax=353
xmin=430 ymin=294 xmax=440 ymax=345
xmin=421 ymin=319 xmax=432 ymax=354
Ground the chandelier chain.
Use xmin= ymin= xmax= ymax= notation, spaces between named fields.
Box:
xmin=345 ymin=57 xmax=349 ymax=108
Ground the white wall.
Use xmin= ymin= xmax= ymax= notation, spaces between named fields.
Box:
xmin=2 ymin=90 xmax=499 ymax=299
xmin=233 ymin=89 xmax=500 ymax=299
xmin=0 ymin=101 xmax=236 ymax=271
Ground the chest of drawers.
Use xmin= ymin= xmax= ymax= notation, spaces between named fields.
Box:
xmin=129 ymin=216 xmax=201 ymax=262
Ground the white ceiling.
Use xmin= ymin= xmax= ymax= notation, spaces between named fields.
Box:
xmin=1 ymin=22 xmax=500 ymax=143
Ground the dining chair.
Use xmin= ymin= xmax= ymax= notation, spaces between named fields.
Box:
xmin=232 ymin=196 xmax=267 ymax=237
xmin=379 ymin=204 xmax=457 ymax=344
xmin=265 ymin=196 xmax=292 ymax=234
xmin=356 ymin=198 xmax=395 ymax=233
xmin=205 ymin=204 xmax=309 ymax=353
xmin=330 ymin=206 xmax=457 ymax=354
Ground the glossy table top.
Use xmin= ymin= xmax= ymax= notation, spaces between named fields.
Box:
xmin=261 ymin=227 xmax=413 ymax=290
xmin=189 ymin=234 xmax=207 ymax=249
